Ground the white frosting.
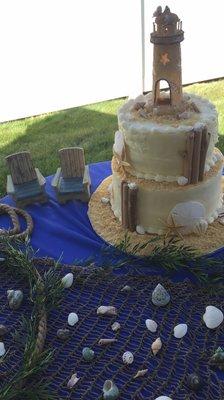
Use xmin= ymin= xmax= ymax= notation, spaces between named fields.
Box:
xmin=111 ymin=158 xmax=223 ymax=235
xmin=118 ymin=93 xmax=218 ymax=180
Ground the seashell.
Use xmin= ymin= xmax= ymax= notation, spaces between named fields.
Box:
xmin=209 ymin=347 xmax=224 ymax=371
xmin=122 ymin=351 xmax=134 ymax=365
xmin=151 ymin=337 xmax=162 ymax=355
xmin=111 ymin=322 xmax=121 ymax=332
xmin=186 ymin=373 xmax=202 ymax=391
xmin=173 ymin=323 xmax=188 ymax=339
xmin=193 ymin=218 xmax=208 ymax=235
xmin=0 ymin=325 xmax=8 ymax=337
xmin=103 ymin=379 xmax=119 ymax=400
xmin=67 ymin=373 xmax=80 ymax=389
xmin=113 ymin=130 xmax=124 ymax=157
xmin=120 ymin=285 xmax=132 ymax=293
xmin=68 ymin=312 xmax=79 ymax=326
xmin=136 ymin=225 xmax=145 ymax=235
xmin=177 ymin=176 xmax=188 ymax=186
xmin=61 ymin=273 xmax=74 ymax=288
xmin=101 ymin=197 xmax=110 ymax=204
xmin=203 ymin=306 xmax=223 ymax=329
xmin=57 ymin=328 xmax=71 ymax=341
xmin=155 ymin=397 xmax=172 ymax=400
xmin=97 ymin=306 xmax=117 ymax=316
xmin=134 ymin=369 xmax=148 ymax=379
xmin=152 ymin=284 xmax=170 ymax=307
xmin=7 ymin=290 xmax=23 ymax=310
xmin=98 ymin=338 xmax=117 ymax=346
xmin=0 ymin=342 xmax=6 ymax=357
xmin=82 ymin=347 xmax=95 ymax=362
xmin=145 ymin=319 xmax=158 ymax=333
xmin=167 ymin=201 xmax=206 ymax=235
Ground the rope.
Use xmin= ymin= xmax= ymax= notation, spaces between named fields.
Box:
xmin=0 ymin=203 xmax=33 ymax=240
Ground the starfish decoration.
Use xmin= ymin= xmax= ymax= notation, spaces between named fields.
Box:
xmin=160 ymin=214 xmax=184 ymax=240
xmin=160 ymin=53 xmax=170 ymax=66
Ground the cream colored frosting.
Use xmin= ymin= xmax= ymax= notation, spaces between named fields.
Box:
xmin=118 ymin=93 xmax=218 ymax=181
xmin=111 ymin=153 xmax=223 ymax=235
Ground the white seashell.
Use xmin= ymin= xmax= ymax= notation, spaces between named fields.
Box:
xmin=67 ymin=373 xmax=80 ymax=389
xmin=145 ymin=319 xmax=158 ymax=333
xmin=174 ymin=323 xmax=188 ymax=339
xmin=62 ymin=273 xmax=74 ymax=288
xmin=193 ymin=218 xmax=208 ymax=235
xmin=155 ymin=397 xmax=172 ymax=400
xmin=203 ymin=306 xmax=223 ymax=329
xmin=177 ymin=176 xmax=188 ymax=186
xmin=0 ymin=342 xmax=6 ymax=357
xmin=122 ymin=351 xmax=134 ymax=365
xmin=98 ymin=338 xmax=117 ymax=345
xmin=168 ymin=201 xmax=206 ymax=235
xmin=97 ymin=306 xmax=117 ymax=316
xmin=113 ymin=130 xmax=124 ymax=156
xmin=134 ymin=369 xmax=148 ymax=379
xmin=152 ymin=284 xmax=170 ymax=307
xmin=101 ymin=197 xmax=110 ymax=204
xmin=68 ymin=312 xmax=79 ymax=326
xmin=128 ymin=182 xmax=137 ymax=190
xmin=136 ymin=225 xmax=145 ymax=235
xmin=151 ymin=337 xmax=162 ymax=355
xmin=111 ymin=322 xmax=121 ymax=332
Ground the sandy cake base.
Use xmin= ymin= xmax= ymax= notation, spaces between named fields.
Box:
xmin=88 ymin=175 xmax=224 ymax=256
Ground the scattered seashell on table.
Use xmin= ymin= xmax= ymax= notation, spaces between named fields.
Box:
xmin=68 ymin=312 xmax=79 ymax=326
xmin=203 ymin=305 xmax=223 ymax=329
xmin=173 ymin=323 xmax=188 ymax=338
xmin=151 ymin=337 xmax=162 ymax=355
xmin=145 ymin=319 xmax=158 ymax=333
xmin=61 ymin=273 xmax=74 ymax=288
xmin=122 ymin=351 xmax=134 ymax=365
xmin=97 ymin=306 xmax=117 ymax=316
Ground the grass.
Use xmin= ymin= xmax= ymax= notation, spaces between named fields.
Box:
xmin=0 ymin=79 xmax=223 ymax=197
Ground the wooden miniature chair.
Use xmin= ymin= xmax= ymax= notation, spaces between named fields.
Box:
xmin=51 ymin=147 xmax=91 ymax=204
xmin=5 ymin=151 xmax=48 ymax=207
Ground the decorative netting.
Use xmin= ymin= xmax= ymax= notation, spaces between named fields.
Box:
xmin=0 ymin=260 xmax=224 ymax=399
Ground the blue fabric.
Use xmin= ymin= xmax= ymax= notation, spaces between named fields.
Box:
xmin=1 ymin=160 xmax=224 ymax=266
xmin=59 ymin=176 xmax=84 ymax=194
xmin=0 ymin=162 xmax=110 ymax=263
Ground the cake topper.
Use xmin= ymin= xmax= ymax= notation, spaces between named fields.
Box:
xmin=150 ymin=6 xmax=184 ymax=108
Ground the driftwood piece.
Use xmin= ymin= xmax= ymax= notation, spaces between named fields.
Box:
xmin=199 ymin=127 xmax=210 ymax=181
xmin=183 ymin=131 xmax=195 ymax=182
xmin=191 ymin=127 xmax=202 ymax=184
xmin=121 ymin=181 xmax=129 ymax=229
xmin=128 ymin=185 xmax=138 ymax=232
xmin=59 ymin=147 xmax=85 ymax=178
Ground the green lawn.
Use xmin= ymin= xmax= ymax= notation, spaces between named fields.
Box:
xmin=0 ymin=79 xmax=223 ymax=197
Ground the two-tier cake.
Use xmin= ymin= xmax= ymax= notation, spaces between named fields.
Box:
xmin=88 ymin=6 xmax=224 ymax=248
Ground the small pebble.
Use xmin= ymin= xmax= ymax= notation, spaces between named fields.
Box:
xmin=111 ymin=322 xmax=121 ymax=332
xmin=68 ymin=312 xmax=79 ymax=326
xmin=57 ymin=328 xmax=71 ymax=341
xmin=82 ymin=347 xmax=95 ymax=362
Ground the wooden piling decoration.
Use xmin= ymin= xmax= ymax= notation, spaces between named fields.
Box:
xmin=199 ymin=127 xmax=210 ymax=181
xmin=191 ymin=126 xmax=202 ymax=184
xmin=183 ymin=131 xmax=195 ymax=182
xmin=121 ymin=181 xmax=129 ymax=228
xmin=127 ymin=184 xmax=138 ymax=232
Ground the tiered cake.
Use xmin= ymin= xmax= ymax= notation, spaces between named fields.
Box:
xmin=90 ymin=6 xmax=224 ymax=240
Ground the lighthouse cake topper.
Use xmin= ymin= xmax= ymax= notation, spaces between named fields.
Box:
xmin=151 ymin=5 xmax=184 ymax=109
xmin=88 ymin=5 xmax=224 ymax=249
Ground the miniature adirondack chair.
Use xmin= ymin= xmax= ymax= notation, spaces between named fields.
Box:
xmin=5 ymin=151 xmax=48 ymax=207
xmin=51 ymin=147 xmax=91 ymax=204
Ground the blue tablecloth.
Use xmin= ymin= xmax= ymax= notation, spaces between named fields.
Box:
xmin=0 ymin=161 xmax=112 ymax=264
